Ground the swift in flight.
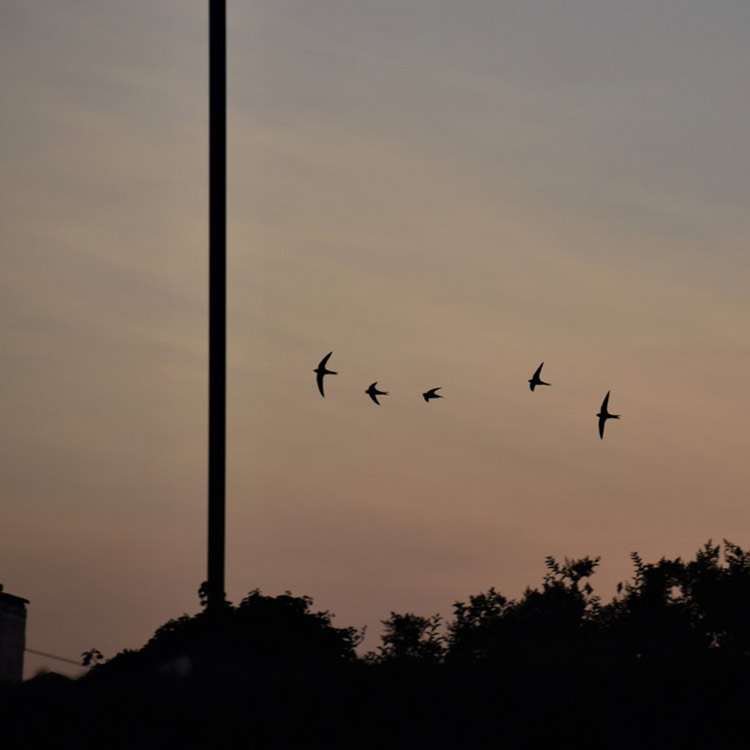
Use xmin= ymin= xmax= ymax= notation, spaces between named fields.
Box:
xmin=366 ymin=382 xmax=389 ymax=405
xmin=314 ymin=352 xmax=337 ymax=397
xmin=422 ymin=387 xmax=443 ymax=403
xmin=597 ymin=391 xmax=620 ymax=439
xmin=529 ymin=363 xmax=550 ymax=392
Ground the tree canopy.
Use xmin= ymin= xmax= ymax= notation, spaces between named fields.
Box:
xmin=5 ymin=540 xmax=750 ymax=747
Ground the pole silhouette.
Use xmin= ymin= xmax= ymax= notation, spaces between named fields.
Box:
xmin=207 ymin=0 xmax=226 ymax=610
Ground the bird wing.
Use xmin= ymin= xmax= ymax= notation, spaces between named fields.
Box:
xmin=598 ymin=415 xmax=606 ymax=439
xmin=315 ymin=352 xmax=334 ymax=397
xmin=533 ymin=363 xmax=544 ymax=380
xmin=601 ymin=391 xmax=610 ymax=411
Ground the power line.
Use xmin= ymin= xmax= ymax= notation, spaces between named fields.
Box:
xmin=25 ymin=647 xmax=87 ymax=668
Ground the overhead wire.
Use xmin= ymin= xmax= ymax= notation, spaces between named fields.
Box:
xmin=24 ymin=647 xmax=89 ymax=668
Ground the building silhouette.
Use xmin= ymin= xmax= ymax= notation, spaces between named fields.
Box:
xmin=0 ymin=584 xmax=28 ymax=682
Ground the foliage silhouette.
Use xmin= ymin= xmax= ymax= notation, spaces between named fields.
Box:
xmin=3 ymin=544 xmax=750 ymax=747
xmin=89 ymin=588 xmax=364 ymax=684
xmin=371 ymin=611 xmax=445 ymax=663
xmin=80 ymin=648 xmax=104 ymax=667
xmin=447 ymin=556 xmax=601 ymax=663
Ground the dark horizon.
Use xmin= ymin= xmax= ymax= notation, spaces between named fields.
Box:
xmin=5 ymin=540 xmax=750 ymax=746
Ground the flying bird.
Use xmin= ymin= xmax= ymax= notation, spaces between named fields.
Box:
xmin=365 ymin=382 xmax=389 ymax=405
xmin=314 ymin=352 xmax=337 ymax=397
xmin=422 ymin=387 xmax=443 ymax=403
xmin=597 ymin=391 xmax=620 ymax=439
xmin=529 ymin=362 xmax=550 ymax=392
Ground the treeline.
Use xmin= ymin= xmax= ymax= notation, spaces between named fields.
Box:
xmin=4 ymin=540 xmax=750 ymax=747
xmin=379 ymin=539 xmax=750 ymax=663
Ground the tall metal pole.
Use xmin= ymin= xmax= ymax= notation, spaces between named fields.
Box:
xmin=207 ymin=0 xmax=226 ymax=610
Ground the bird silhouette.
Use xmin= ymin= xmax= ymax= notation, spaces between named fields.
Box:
xmin=365 ymin=382 xmax=389 ymax=405
xmin=529 ymin=363 xmax=550 ymax=392
xmin=422 ymin=387 xmax=443 ymax=403
xmin=597 ymin=391 xmax=620 ymax=439
xmin=314 ymin=352 xmax=337 ymax=397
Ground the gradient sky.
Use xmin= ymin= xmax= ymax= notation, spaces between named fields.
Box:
xmin=2 ymin=1 xmax=750 ymax=678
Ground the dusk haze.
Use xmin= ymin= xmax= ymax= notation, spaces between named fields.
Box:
xmin=1 ymin=1 xmax=749 ymax=687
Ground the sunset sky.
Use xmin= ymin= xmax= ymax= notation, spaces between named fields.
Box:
xmin=2 ymin=1 xmax=750 ymax=678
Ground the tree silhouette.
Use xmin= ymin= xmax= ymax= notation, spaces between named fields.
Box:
xmin=373 ymin=612 xmax=445 ymax=663
xmin=89 ymin=589 xmax=364 ymax=684
xmin=80 ymin=648 xmax=104 ymax=667
xmin=681 ymin=539 xmax=750 ymax=653
xmin=446 ymin=556 xmax=600 ymax=663
xmin=6 ymin=546 xmax=750 ymax=747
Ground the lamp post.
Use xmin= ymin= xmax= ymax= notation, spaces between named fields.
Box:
xmin=207 ymin=0 xmax=226 ymax=611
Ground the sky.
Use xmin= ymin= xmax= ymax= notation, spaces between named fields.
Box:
xmin=1 ymin=1 xmax=749 ymax=678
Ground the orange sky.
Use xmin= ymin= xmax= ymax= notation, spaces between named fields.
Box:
xmin=2 ymin=1 xmax=750 ymax=678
